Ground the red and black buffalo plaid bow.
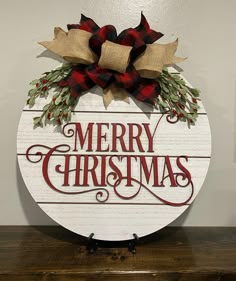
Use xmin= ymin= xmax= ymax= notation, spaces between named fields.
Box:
xmin=59 ymin=14 xmax=164 ymax=105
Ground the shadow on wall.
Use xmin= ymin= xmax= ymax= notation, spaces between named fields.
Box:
xmin=37 ymin=50 xmax=64 ymax=63
xmin=169 ymin=206 xmax=192 ymax=227
xmin=16 ymin=159 xmax=57 ymax=225
xmin=234 ymin=80 xmax=236 ymax=163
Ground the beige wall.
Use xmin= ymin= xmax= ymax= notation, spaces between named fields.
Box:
xmin=0 ymin=0 xmax=236 ymax=226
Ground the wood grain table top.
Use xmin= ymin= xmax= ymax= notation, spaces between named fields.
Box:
xmin=0 ymin=226 xmax=235 ymax=280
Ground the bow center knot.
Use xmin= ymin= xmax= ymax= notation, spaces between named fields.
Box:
xmin=98 ymin=41 xmax=132 ymax=73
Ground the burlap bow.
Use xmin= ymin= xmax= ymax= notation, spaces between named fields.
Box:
xmin=39 ymin=14 xmax=185 ymax=107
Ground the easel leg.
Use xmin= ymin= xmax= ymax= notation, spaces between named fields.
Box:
xmin=86 ymin=233 xmax=139 ymax=254
xmin=86 ymin=233 xmax=98 ymax=254
xmin=128 ymin=233 xmax=139 ymax=254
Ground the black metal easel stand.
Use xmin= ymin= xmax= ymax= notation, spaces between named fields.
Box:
xmin=86 ymin=233 xmax=139 ymax=254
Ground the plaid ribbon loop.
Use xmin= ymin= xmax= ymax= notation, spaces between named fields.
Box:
xmin=61 ymin=13 xmax=164 ymax=104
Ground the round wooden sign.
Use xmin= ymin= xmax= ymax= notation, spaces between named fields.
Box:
xmin=17 ymin=73 xmax=211 ymax=241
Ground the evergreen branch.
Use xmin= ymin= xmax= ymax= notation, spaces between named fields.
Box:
xmin=156 ymin=68 xmax=200 ymax=127
xmin=27 ymin=64 xmax=78 ymax=127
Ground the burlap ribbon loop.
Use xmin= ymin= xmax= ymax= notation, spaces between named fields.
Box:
xmin=39 ymin=28 xmax=185 ymax=77
xmin=98 ymin=41 xmax=132 ymax=73
xmin=39 ymin=28 xmax=98 ymax=64
xmin=134 ymin=39 xmax=186 ymax=79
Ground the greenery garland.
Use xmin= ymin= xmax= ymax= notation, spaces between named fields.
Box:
xmin=156 ymin=68 xmax=200 ymax=127
xmin=27 ymin=64 xmax=200 ymax=127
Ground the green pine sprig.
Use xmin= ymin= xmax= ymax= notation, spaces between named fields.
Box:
xmin=27 ymin=63 xmax=78 ymax=127
xmin=156 ymin=68 xmax=201 ymax=127
xmin=32 ymin=86 xmax=77 ymax=127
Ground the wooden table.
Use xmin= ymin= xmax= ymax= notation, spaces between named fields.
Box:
xmin=0 ymin=226 xmax=235 ymax=280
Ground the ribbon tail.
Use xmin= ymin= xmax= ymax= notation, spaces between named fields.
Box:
xmin=103 ymin=88 xmax=114 ymax=108
xmin=134 ymin=38 xmax=186 ymax=79
xmin=38 ymin=40 xmax=65 ymax=59
xmin=103 ymin=86 xmax=130 ymax=108
xmin=38 ymin=27 xmax=68 ymax=58
xmin=38 ymin=28 xmax=97 ymax=64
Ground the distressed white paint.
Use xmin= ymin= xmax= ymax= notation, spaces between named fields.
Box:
xmin=17 ymin=80 xmax=211 ymax=240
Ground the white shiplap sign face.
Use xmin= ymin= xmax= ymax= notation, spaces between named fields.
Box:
xmin=17 ymin=74 xmax=211 ymax=241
